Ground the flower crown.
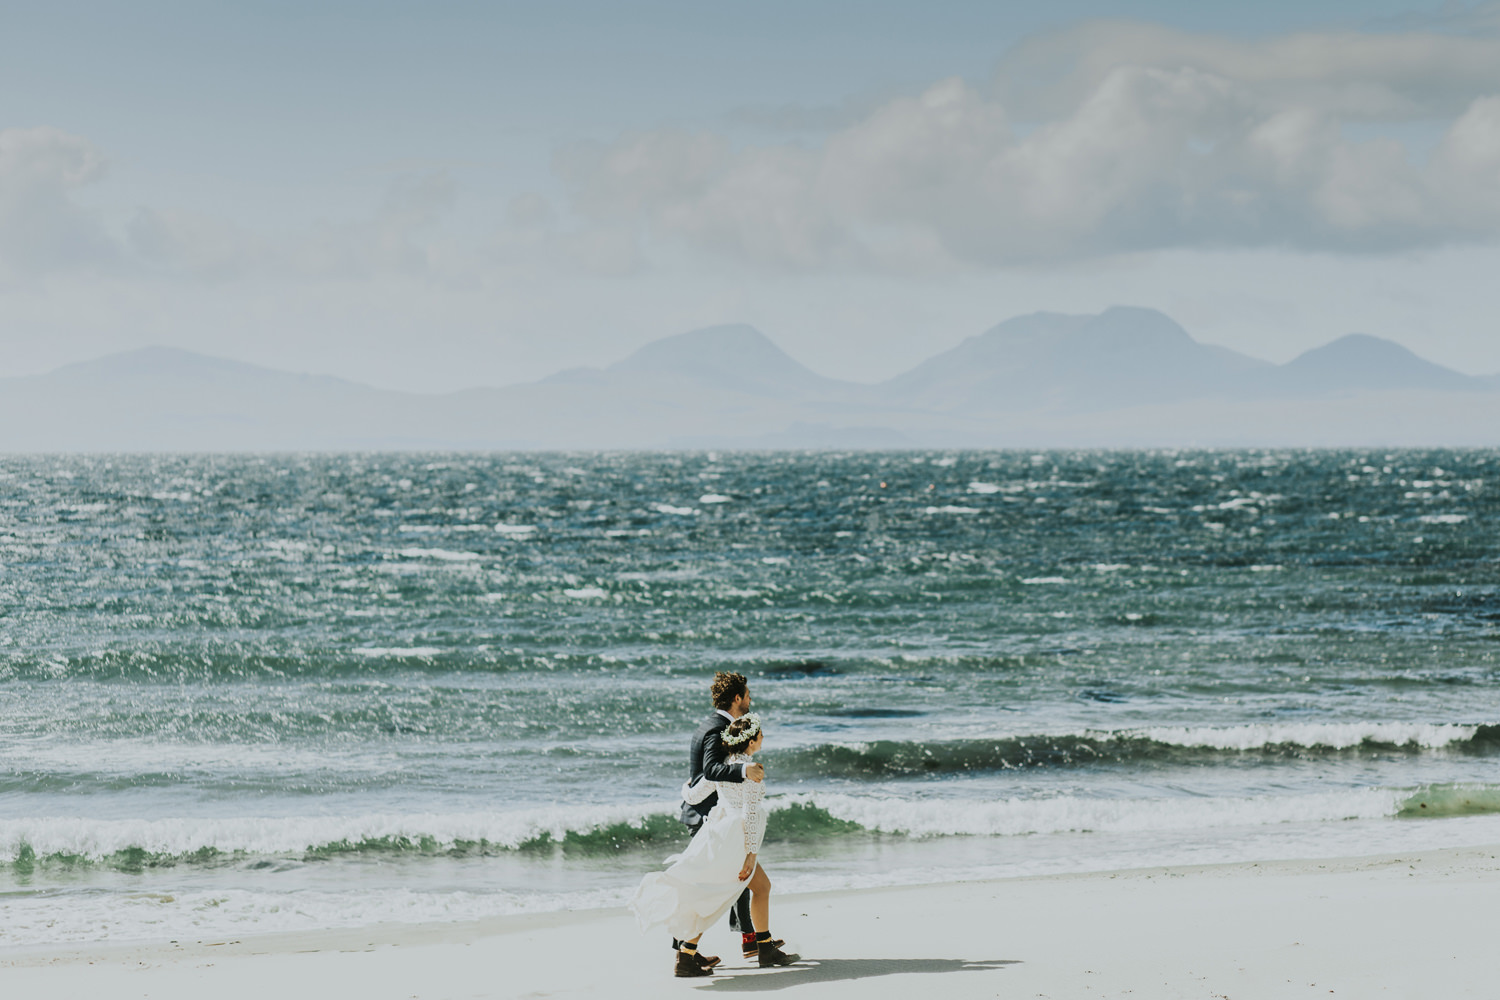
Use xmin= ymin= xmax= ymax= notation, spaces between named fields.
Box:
xmin=721 ymin=712 xmax=762 ymax=747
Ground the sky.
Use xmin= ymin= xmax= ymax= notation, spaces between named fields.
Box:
xmin=3 ymin=0 xmax=1500 ymax=392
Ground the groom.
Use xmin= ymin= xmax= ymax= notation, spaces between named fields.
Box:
xmin=678 ymin=671 xmax=764 ymax=962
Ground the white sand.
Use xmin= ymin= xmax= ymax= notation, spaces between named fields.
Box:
xmin=4 ymin=845 xmax=1495 ymax=999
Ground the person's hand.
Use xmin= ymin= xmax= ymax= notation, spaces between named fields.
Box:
xmin=746 ymin=762 xmax=765 ymax=782
xmin=738 ymin=853 xmax=757 ymax=881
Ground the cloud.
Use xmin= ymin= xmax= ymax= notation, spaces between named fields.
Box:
xmin=13 ymin=21 xmax=1500 ymax=286
xmin=126 ymin=172 xmax=462 ymax=282
xmin=1 ymin=127 xmax=470 ymax=286
xmin=0 ymin=126 xmax=117 ymax=278
xmin=993 ymin=21 xmax=1500 ymax=120
xmin=552 ymin=24 xmax=1500 ymax=270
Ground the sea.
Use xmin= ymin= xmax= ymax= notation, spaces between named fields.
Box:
xmin=1 ymin=449 xmax=1497 ymax=948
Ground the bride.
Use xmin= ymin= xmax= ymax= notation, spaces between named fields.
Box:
xmin=631 ymin=713 xmax=797 ymax=977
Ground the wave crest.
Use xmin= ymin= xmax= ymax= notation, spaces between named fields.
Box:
xmin=771 ymin=723 xmax=1500 ymax=778
xmin=0 ymin=801 xmax=865 ymax=869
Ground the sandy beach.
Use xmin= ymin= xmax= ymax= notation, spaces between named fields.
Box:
xmin=4 ymin=844 xmax=1492 ymax=999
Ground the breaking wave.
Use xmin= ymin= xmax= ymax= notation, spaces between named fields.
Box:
xmin=6 ymin=780 xmax=1495 ymax=871
xmin=771 ymin=723 xmax=1500 ymax=778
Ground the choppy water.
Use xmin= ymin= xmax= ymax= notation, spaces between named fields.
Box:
xmin=2 ymin=449 xmax=1498 ymax=946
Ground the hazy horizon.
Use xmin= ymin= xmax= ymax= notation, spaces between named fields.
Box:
xmin=4 ymin=305 xmax=1496 ymax=452
xmin=16 ymin=307 xmax=1496 ymax=392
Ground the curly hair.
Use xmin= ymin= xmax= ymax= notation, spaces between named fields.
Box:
xmin=710 ymin=671 xmax=748 ymax=711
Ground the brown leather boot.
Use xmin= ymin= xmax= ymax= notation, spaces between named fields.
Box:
xmin=695 ymin=951 xmax=721 ymax=970
xmin=675 ymin=951 xmax=713 ymax=978
xmin=757 ymin=940 xmax=798 ymax=967
xmin=743 ymin=937 xmax=782 ymax=959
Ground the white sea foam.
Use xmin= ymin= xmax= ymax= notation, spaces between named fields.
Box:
xmin=396 ymin=547 xmax=481 ymax=561
xmin=352 ymin=647 xmax=443 ymax=658
xmin=1418 ymin=514 xmax=1468 ymax=524
xmin=1021 ymin=576 xmax=1069 ymax=585
xmin=8 ymin=804 xmax=1500 ymax=948
xmin=1132 ymin=722 xmax=1479 ymax=750
xmin=924 ymin=505 xmax=980 ymax=514
xmin=0 ymin=803 xmax=669 ymax=863
xmin=802 ymin=787 xmax=1403 ymax=839
xmin=494 ymin=524 xmax=537 ymax=535
xmin=653 ymin=504 xmax=698 ymax=516
xmin=698 ymin=494 xmax=732 ymax=504
xmin=0 ymin=777 xmax=1439 ymax=872
xmin=562 ymin=587 xmax=608 ymax=599
xmin=1 ymin=783 xmax=1496 ymax=949
xmin=2 ymin=740 xmax=391 ymax=775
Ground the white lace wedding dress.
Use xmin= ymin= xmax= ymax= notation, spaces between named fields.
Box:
xmin=630 ymin=753 xmax=766 ymax=940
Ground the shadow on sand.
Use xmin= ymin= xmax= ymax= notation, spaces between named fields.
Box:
xmin=697 ymin=958 xmax=1020 ymax=992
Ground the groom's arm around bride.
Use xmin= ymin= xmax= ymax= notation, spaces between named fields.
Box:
xmin=681 ymin=672 xmax=763 ymax=830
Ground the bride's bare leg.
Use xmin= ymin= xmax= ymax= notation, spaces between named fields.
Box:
xmin=746 ymin=864 xmax=796 ymax=965
xmin=748 ymin=864 xmax=771 ymax=933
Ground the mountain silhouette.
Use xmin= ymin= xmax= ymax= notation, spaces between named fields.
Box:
xmin=883 ymin=307 xmax=1269 ymax=413
xmin=1270 ymin=334 xmax=1484 ymax=395
xmin=545 ymin=324 xmax=866 ymax=401
xmin=2 ymin=312 xmax=1496 ymax=450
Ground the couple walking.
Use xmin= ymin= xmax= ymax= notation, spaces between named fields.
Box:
xmin=630 ymin=671 xmax=799 ymax=978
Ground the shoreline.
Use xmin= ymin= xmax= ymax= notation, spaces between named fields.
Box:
xmin=5 ymin=844 xmax=1496 ymax=997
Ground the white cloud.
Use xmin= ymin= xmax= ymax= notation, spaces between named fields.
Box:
xmin=1432 ymin=94 xmax=1500 ymax=216
xmin=994 ymin=21 xmax=1500 ymax=120
xmin=17 ymin=21 xmax=1500 ymax=285
xmin=551 ymin=25 xmax=1500 ymax=270
xmin=9 ymin=19 xmax=1500 ymax=395
xmin=0 ymin=126 xmax=117 ymax=278
xmin=125 ymin=172 xmax=462 ymax=282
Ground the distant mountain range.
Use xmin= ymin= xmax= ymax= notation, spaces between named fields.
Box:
xmin=2 ymin=307 xmax=1497 ymax=450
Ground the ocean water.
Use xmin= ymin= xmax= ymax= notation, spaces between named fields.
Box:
xmin=1 ymin=449 xmax=1498 ymax=947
